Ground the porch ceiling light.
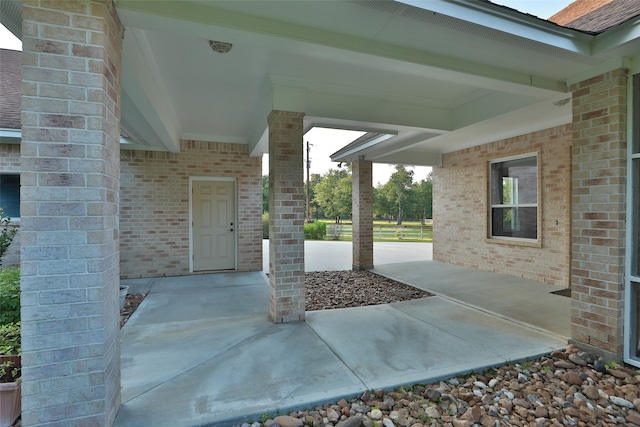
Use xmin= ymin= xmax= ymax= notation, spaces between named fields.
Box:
xmin=209 ymin=40 xmax=233 ymax=53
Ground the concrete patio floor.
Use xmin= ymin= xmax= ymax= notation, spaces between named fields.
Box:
xmin=115 ymin=244 xmax=569 ymax=427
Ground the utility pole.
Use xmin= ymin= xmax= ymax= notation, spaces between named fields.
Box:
xmin=306 ymin=140 xmax=312 ymax=223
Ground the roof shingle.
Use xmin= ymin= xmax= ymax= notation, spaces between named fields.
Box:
xmin=549 ymin=0 xmax=615 ymax=25
xmin=550 ymin=0 xmax=640 ymax=33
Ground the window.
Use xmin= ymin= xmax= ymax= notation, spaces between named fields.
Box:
xmin=489 ymin=154 xmax=537 ymax=240
xmin=0 ymin=174 xmax=20 ymax=219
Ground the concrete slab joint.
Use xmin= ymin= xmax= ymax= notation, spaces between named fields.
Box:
xmin=267 ymin=110 xmax=306 ymax=323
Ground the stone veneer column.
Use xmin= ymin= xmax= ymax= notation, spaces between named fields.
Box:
xmin=570 ymin=69 xmax=627 ymax=358
xmin=268 ymin=110 xmax=305 ymax=322
xmin=20 ymin=1 xmax=123 ymax=425
xmin=352 ymin=158 xmax=373 ymax=270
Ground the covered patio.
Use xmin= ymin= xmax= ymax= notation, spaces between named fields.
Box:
xmin=1 ymin=0 xmax=640 ymax=425
xmin=116 ymin=261 xmax=568 ymax=427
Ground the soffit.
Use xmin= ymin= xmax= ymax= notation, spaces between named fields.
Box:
xmin=114 ymin=0 xmax=625 ymax=160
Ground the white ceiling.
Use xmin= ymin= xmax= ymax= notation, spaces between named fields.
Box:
xmin=114 ymin=0 xmax=640 ymax=165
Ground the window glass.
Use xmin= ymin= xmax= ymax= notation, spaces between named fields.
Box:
xmin=0 ymin=174 xmax=20 ymax=218
xmin=490 ymin=155 xmax=537 ymax=240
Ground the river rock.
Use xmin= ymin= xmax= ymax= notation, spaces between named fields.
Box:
xmin=583 ymin=385 xmax=600 ymax=400
xmin=568 ymin=354 xmax=587 ymax=366
xmin=336 ymin=417 xmax=364 ymax=427
xmin=610 ymin=396 xmax=634 ymax=409
xmin=563 ymin=371 xmax=583 ymax=385
xmin=370 ymin=409 xmax=382 ymax=420
xmin=273 ymin=415 xmax=303 ymax=427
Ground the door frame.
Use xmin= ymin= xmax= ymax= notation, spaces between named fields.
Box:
xmin=189 ymin=177 xmax=238 ymax=273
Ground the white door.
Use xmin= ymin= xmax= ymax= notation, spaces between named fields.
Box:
xmin=192 ymin=181 xmax=236 ymax=271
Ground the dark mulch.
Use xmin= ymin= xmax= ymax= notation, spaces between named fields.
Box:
xmin=551 ymin=288 xmax=572 ymax=298
xmin=120 ymin=293 xmax=147 ymax=327
xmin=305 ymin=270 xmax=432 ymax=311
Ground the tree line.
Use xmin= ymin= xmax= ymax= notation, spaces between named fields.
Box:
xmin=263 ymin=165 xmax=433 ymax=225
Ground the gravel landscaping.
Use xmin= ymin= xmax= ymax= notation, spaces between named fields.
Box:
xmin=237 ymin=345 xmax=640 ymax=427
xmin=305 ymin=270 xmax=432 ymax=311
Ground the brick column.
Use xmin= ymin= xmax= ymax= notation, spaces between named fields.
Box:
xmin=268 ymin=110 xmax=305 ymax=323
xmin=20 ymin=1 xmax=123 ymax=425
xmin=352 ymin=158 xmax=373 ymax=270
xmin=570 ymin=69 xmax=627 ymax=358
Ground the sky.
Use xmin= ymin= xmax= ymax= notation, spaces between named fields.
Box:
xmin=0 ymin=0 xmax=575 ymax=184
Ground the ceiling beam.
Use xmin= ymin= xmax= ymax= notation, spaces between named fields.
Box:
xmin=122 ymin=28 xmax=182 ymax=153
xmin=271 ymin=84 xmax=452 ymax=132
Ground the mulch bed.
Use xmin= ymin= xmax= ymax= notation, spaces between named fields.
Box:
xmin=120 ymin=293 xmax=147 ymax=327
xmin=305 ymin=270 xmax=432 ymax=311
xmin=551 ymin=288 xmax=572 ymax=298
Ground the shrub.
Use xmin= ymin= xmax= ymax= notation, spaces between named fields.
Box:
xmin=304 ymin=221 xmax=327 ymax=240
xmin=0 ymin=322 xmax=20 ymax=355
xmin=262 ymin=213 xmax=269 ymax=239
xmin=0 ymin=207 xmax=17 ymax=266
xmin=0 ymin=268 xmax=20 ymax=325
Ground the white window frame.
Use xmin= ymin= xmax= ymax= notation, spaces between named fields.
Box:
xmin=489 ymin=153 xmax=539 ymax=242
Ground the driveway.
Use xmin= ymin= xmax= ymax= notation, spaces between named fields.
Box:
xmin=262 ymin=240 xmax=433 ymax=272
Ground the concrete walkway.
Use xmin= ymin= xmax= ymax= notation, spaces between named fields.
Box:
xmin=262 ymin=240 xmax=432 ymax=272
xmin=116 ymin=246 xmax=569 ymax=427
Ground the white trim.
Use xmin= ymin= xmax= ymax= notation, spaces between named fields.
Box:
xmin=566 ymin=58 xmax=631 ymax=88
xmin=624 ymin=73 xmax=640 ymax=367
xmin=330 ymin=134 xmax=395 ymax=160
xmin=0 ymin=128 xmax=21 ymax=138
xmin=489 ymin=151 xmax=538 ymax=164
xmin=0 ymin=128 xmax=21 ymax=144
xmin=188 ymin=177 xmax=238 ymax=273
xmin=397 ymin=0 xmax=593 ymax=54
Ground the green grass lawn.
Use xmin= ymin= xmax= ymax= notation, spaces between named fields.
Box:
xmin=315 ymin=219 xmax=432 ymax=243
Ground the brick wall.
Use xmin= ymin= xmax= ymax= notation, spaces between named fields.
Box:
xmin=433 ymin=124 xmax=572 ymax=286
xmin=352 ymin=159 xmax=373 ymax=270
xmin=268 ymin=110 xmax=306 ymax=323
xmin=0 ymin=143 xmax=20 ymax=267
xmin=120 ymin=140 xmax=262 ymax=278
xmin=570 ymin=69 xmax=627 ymax=355
xmin=20 ymin=0 xmax=124 ymax=425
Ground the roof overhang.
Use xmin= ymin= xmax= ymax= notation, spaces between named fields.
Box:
xmin=4 ymin=0 xmax=640 ymax=165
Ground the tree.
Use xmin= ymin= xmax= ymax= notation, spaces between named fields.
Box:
xmin=308 ymin=173 xmax=323 ymax=220
xmin=313 ymin=168 xmax=352 ymax=222
xmin=262 ymin=175 xmax=269 ymax=213
xmin=412 ymin=173 xmax=433 ymax=224
xmin=388 ymin=165 xmax=414 ymax=225
xmin=374 ymin=183 xmax=395 ymax=222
